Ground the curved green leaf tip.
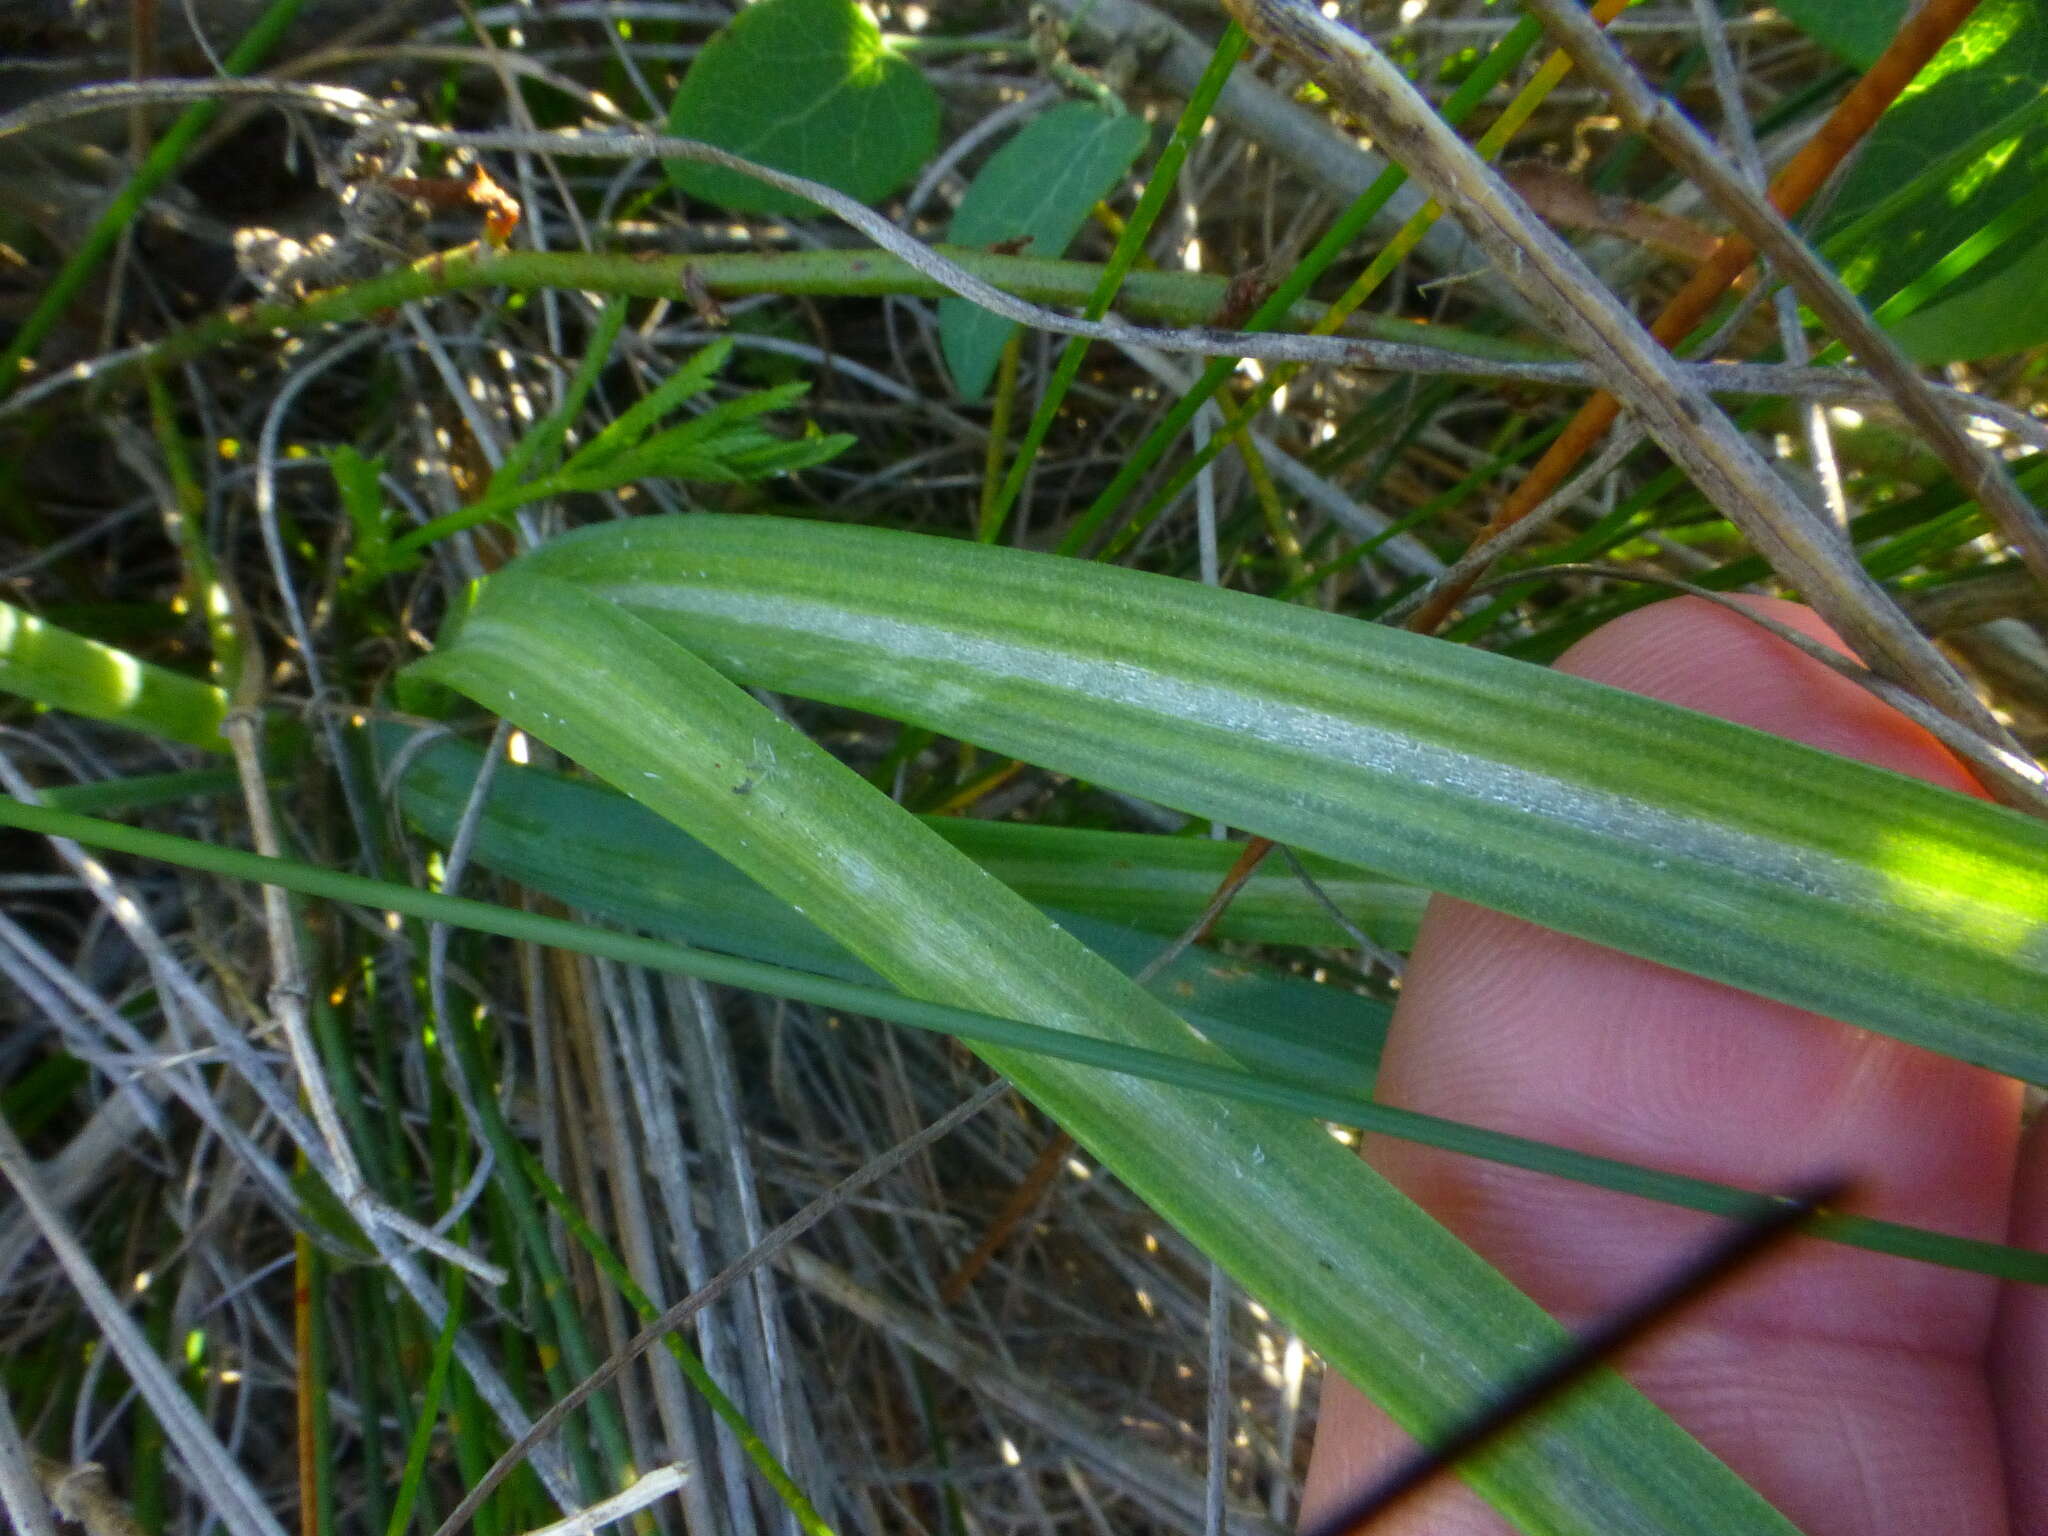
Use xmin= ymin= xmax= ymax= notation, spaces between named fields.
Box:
xmin=0 ymin=599 xmax=227 ymax=753
xmin=665 ymin=0 xmax=940 ymax=217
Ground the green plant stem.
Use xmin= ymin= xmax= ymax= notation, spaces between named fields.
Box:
xmin=349 ymin=1270 xmax=396 ymax=1536
xmin=493 ymin=295 xmax=631 ymax=491
xmin=440 ymin=1005 xmax=630 ymax=1500
xmin=387 ymin=1263 xmax=468 ymax=1536
xmin=4 ymin=794 xmax=2040 ymax=1287
xmin=0 ymin=0 xmax=307 ymax=397
xmin=305 ymin=1233 xmax=336 ymax=1536
xmin=45 ymin=245 xmax=1559 ymax=410
xmin=0 ymin=598 xmax=228 ymax=751
xmin=979 ymin=329 xmax=1024 ymax=535
xmin=142 ymin=368 xmax=243 ymax=683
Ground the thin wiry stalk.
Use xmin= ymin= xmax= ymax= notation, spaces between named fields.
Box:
xmin=1685 ymin=0 xmax=1850 ymax=539
xmin=1119 ymin=345 xmax=1440 ymax=577
xmin=592 ymin=961 xmax=728 ymax=1536
xmin=1383 ymin=423 xmax=1650 ymax=625
xmin=0 ymin=1112 xmax=288 ymax=1536
xmin=571 ymin=961 xmax=670 ymax=1484
xmin=678 ymin=975 xmax=800 ymax=1519
xmin=645 ymin=973 xmax=764 ymax=1536
xmin=1203 ymin=1260 xmax=1231 ymax=1536
xmin=0 ymin=746 xmax=581 ymax=1509
xmin=1520 ymin=0 xmax=2048 ymax=589
xmin=519 ymin=1463 xmax=691 ymax=1536
xmin=1219 ymin=0 xmax=2024 ymax=767
xmin=780 ymin=1245 xmax=1283 ymax=1536
xmin=226 ymin=614 xmax=505 ymax=1282
xmin=429 ymin=1077 xmax=1011 ymax=1536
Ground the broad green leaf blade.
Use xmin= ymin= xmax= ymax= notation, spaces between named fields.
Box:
xmin=413 ymin=572 xmax=1803 ymax=1536
xmin=1771 ymin=0 xmax=1906 ymax=68
xmin=513 ymin=514 xmax=2048 ymax=1085
xmin=379 ymin=728 xmax=1387 ymax=1095
xmin=664 ymin=0 xmax=939 ymax=217
xmin=1885 ymin=223 xmax=2048 ymax=363
xmin=941 ymin=103 xmax=1149 ymax=398
xmin=954 ymin=820 xmax=1424 ymax=949
xmin=1824 ymin=0 xmax=2048 ymax=348
xmin=0 ymin=600 xmax=227 ymax=752
xmin=384 ymin=728 xmax=1422 ymax=948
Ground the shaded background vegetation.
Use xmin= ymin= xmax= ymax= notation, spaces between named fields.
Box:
xmin=2 ymin=1 xmax=2044 ymax=1534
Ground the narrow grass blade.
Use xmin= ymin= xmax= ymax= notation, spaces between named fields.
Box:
xmin=1 ymin=794 xmax=2035 ymax=1285
xmin=384 ymin=729 xmax=1421 ymax=946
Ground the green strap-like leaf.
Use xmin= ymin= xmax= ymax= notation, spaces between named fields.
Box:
xmin=379 ymin=729 xmax=1389 ymax=1094
xmin=512 ymin=513 xmax=2048 ymax=1086
xmin=382 ymin=728 xmax=1422 ymax=948
xmin=0 ymin=600 xmax=227 ymax=753
xmin=411 ymin=570 xmax=1805 ymax=1536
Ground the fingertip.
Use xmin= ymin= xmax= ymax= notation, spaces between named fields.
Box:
xmin=1994 ymin=1111 xmax=2048 ymax=1526
xmin=1304 ymin=593 xmax=2020 ymax=1534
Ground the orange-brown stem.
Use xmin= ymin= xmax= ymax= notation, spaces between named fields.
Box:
xmin=939 ymin=1127 xmax=1075 ymax=1305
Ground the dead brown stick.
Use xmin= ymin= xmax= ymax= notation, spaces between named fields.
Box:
xmin=1404 ymin=0 xmax=1990 ymax=636
xmin=1520 ymin=0 xmax=2048 ymax=594
xmin=1223 ymin=0 xmax=2007 ymax=759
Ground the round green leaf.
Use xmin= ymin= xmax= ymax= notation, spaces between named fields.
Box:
xmin=664 ymin=0 xmax=940 ymax=217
